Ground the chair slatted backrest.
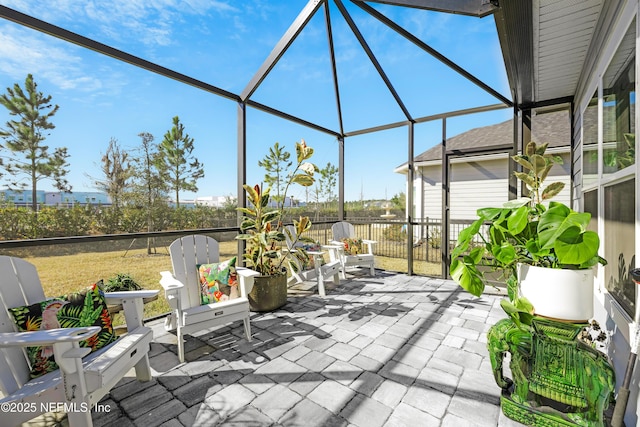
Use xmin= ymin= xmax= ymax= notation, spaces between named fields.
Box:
xmin=332 ymin=221 xmax=355 ymax=241
xmin=284 ymin=225 xmax=305 ymax=272
xmin=168 ymin=235 xmax=220 ymax=310
xmin=0 ymin=256 xmax=47 ymax=395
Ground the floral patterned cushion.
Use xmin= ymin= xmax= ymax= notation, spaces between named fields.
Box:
xmin=8 ymin=282 xmax=117 ymax=379
xmin=198 ymin=257 xmax=238 ymax=305
xmin=341 ymin=237 xmax=364 ymax=255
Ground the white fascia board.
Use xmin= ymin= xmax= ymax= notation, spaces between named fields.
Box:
xmin=396 ymin=146 xmax=570 ymax=172
xmin=394 ymin=165 xmax=408 ymax=174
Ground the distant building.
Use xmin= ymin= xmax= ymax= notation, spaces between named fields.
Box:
xmin=0 ymin=189 xmax=45 ymax=206
xmin=194 ymin=196 xmax=234 ymax=208
xmin=45 ymin=191 xmax=111 ymax=206
xmin=0 ymin=189 xmax=111 ymax=207
xmin=167 ymin=200 xmax=196 ymax=208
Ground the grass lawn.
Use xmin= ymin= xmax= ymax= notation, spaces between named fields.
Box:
xmin=14 ymin=240 xmax=442 ymax=320
xmin=16 ymin=241 xmax=239 ymax=320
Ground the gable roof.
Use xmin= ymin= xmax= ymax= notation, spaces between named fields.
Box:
xmin=408 ymin=109 xmax=570 ymax=165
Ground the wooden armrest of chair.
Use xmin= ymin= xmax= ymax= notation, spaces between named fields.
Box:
xmin=237 ymin=267 xmax=259 ymax=297
xmin=362 ymin=239 xmax=376 ymax=254
xmin=0 ymin=327 xmax=102 ymax=376
xmin=104 ymin=290 xmax=159 ymax=303
xmin=159 ymin=271 xmax=184 ymax=302
xmin=159 ymin=271 xmax=184 ymax=291
xmin=105 ymin=289 xmax=159 ymax=332
xmin=0 ymin=327 xmax=101 ymax=348
xmin=0 ymin=327 xmax=99 ymax=374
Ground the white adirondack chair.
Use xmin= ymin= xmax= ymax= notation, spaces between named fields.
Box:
xmin=283 ymin=225 xmax=341 ymax=297
xmin=331 ymin=221 xmax=376 ymax=278
xmin=0 ymin=255 xmax=158 ymax=427
xmin=159 ymin=235 xmax=259 ymax=363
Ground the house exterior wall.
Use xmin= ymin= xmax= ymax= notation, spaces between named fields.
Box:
xmin=417 ymin=153 xmax=572 ymax=222
xmin=571 ymin=1 xmax=639 ymax=425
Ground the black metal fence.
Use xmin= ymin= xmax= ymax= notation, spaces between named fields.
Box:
xmin=0 ymin=217 xmax=481 ymax=277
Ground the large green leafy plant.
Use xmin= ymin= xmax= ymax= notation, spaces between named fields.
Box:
xmin=237 ymin=140 xmax=318 ymax=276
xmin=450 ymin=141 xmax=606 ymax=325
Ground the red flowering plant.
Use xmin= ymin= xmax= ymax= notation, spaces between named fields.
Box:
xmin=237 ymin=140 xmax=318 ymax=276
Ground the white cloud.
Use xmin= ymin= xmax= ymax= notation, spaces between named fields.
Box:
xmin=0 ymin=25 xmax=107 ymax=94
xmin=1 ymin=0 xmax=241 ymax=48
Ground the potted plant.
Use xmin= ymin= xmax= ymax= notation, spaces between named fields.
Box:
xmin=236 ymin=140 xmax=318 ymax=311
xmin=450 ymin=141 xmax=606 ymax=326
xmin=101 ymin=273 xmax=143 ymax=292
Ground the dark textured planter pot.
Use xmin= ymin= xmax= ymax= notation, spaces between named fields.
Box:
xmin=249 ymin=273 xmax=288 ymax=312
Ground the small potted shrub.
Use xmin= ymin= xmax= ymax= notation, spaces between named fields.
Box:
xmin=450 ymin=141 xmax=606 ymax=325
xmin=101 ymin=273 xmax=143 ymax=292
xmin=236 ymin=140 xmax=318 ymax=311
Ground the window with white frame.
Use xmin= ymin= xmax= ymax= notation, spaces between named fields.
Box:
xmin=589 ymin=17 xmax=637 ymax=317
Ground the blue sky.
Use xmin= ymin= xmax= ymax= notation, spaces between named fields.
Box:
xmin=0 ymin=0 xmax=512 ymax=202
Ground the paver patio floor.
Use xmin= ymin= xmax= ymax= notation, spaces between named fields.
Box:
xmin=29 ymin=270 xmax=525 ymax=427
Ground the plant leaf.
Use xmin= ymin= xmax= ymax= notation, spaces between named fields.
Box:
xmin=450 ymin=256 xmax=485 ymax=297
xmin=503 ymin=198 xmax=531 ymax=209
xmin=477 ymin=207 xmax=503 ymax=221
xmin=541 ymin=182 xmax=565 ymax=200
xmin=525 ymin=141 xmax=536 ymax=156
xmin=535 ymin=142 xmax=549 ymax=155
xmin=525 ymin=238 xmax=549 ymax=261
xmin=262 ymin=210 xmax=280 ymax=223
xmin=291 ymin=174 xmax=315 ymax=186
xmin=507 ymin=205 xmax=529 ymax=235
xmin=554 ymin=228 xmax=600 ymax=265
xmin=514 ymin=172 xmax=536 ymax=188
xmin=512 ymin=155 xmax=534 ymax=172
xmin=530 ymin=154 xmax=547 ymax=178
xmin=236 ymin=207 xmax=256 ymax=216
xmin=451 ymin=219 xmax=483 ymax=258
xmin=538 ymin=163 xmax=554 ymax=183
xmin=493 ymin=241 xmax=516 ymax=265
xmin=537 ymin=202 xmax=572 ymax=249
xmin=244 ymin=184 xmax=260 ymax=206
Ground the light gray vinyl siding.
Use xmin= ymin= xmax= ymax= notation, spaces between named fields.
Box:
xmin=450 ymin=158 xmax=510 ymax=219
xmin=420 ymin=167 xmax=442 ymax=220
xmin=419 ymin=153 xmax=571 ymax=221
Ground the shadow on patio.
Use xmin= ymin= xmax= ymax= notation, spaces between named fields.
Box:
xmin=33 ymin=270 xmax=519 ymax=427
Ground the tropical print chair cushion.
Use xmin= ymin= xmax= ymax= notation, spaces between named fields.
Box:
xmin=198 ymin=257 xmax=239 ymax=305
xmin=341 ymin=237 xmax=364 ymax=255
xmin=8 ymin=282 xmax=117 ymax=378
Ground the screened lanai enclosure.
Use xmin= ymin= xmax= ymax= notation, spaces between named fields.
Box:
xmin=0 ymin=0 xmax=525 ymax=275
xmin=0 ymin=0 xmax=639 ymax=424
xmin=0 ymin=0 xmax=629 ymax=300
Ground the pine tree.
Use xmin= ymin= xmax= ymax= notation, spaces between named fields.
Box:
xmin=157 ymin=116 xmax=204 ymax=209
xmin=319 ymin=162 xmax=338 ymax=206
xmin=258 ymin=142 xmax=291 ymax=205
xmin=92 ymin=138 xmax=131 ymax=210
xmin=0 ymin=74 xmax=70 ymax=211
xmin=127 ymin=132 xmax=167 ymax=253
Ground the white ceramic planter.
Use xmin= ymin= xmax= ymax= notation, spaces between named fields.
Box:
xmin=517 ymin=263 xmax=594 ymax=322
